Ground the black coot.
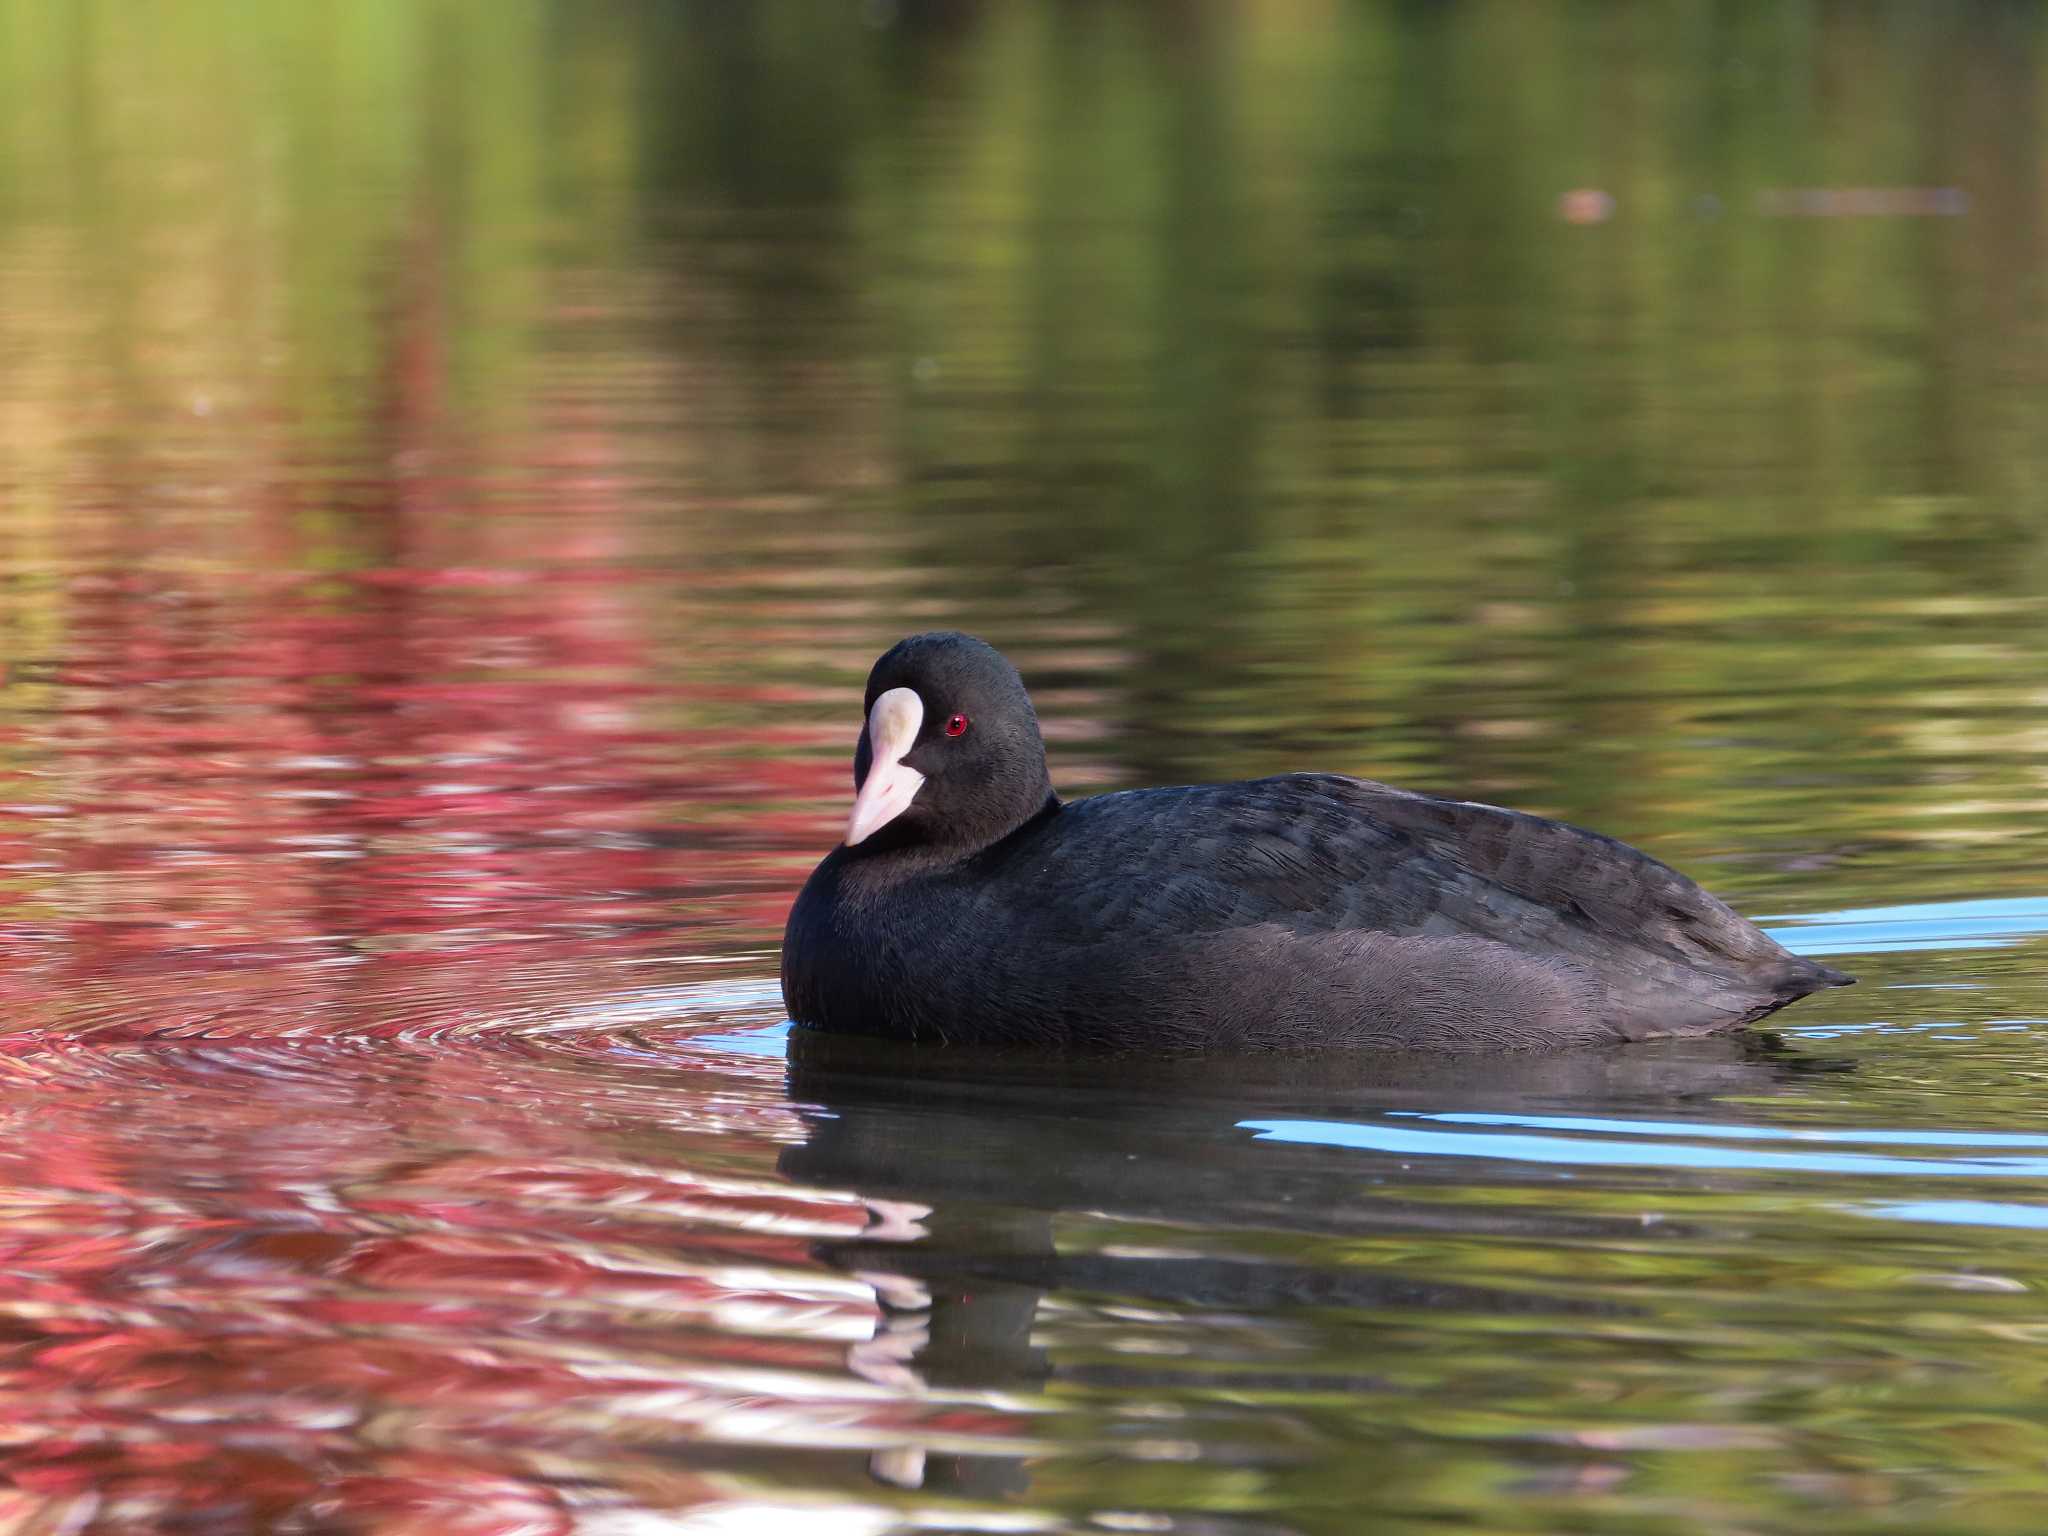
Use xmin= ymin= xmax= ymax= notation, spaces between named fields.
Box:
xmin=781 ymin=632 xmax=1852 ymax=1050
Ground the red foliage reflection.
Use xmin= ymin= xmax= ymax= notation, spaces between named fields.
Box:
xmin=0 ymin=288 xmax=877 ymax=1529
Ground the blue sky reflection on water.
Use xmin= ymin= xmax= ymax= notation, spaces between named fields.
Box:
xmin=1239 ymin=1119 xmax=2048 ymax=1178
xmin=1765 ymin=897 xmax=2048 ymax=955
xmin=1864 ymin=1201 xmax=2048 ymax=1230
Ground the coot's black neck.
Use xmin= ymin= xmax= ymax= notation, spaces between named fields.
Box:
xmin=843 ymin=791 xmax=1063 ymax=880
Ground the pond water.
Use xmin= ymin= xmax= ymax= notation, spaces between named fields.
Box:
xmin=3 ymin=4 xmax=2048 ymax=1532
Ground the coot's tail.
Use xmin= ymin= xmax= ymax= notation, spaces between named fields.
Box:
xmin=1711 ymin=957 xmax=1854 ymax=1033
xmin=1776 ymin=956 xmax=1856 ymax=999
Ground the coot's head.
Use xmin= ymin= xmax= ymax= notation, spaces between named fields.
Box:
xmin=843 ymin=632 xmax=1056 ymax=855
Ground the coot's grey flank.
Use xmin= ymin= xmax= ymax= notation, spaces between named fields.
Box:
xmin=780 ymin=632 xmax=1852 ymax=1050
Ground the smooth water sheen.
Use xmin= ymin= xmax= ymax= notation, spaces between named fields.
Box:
xmin=3 ymin=4 xmax=2047 ymax=1532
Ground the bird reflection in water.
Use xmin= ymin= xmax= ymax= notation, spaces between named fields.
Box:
xmin=779 ymin=1028 xmax=1852 ymax=1501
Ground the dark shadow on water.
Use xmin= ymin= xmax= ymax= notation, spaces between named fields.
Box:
xmin=779 ymin=1027 xmax=1851 ymax=1498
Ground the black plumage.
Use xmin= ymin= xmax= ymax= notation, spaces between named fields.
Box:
xmin=781 ymin=632 xmax=1852 ymax=1051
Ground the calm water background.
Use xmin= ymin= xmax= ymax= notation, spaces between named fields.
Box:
xmin=2 ymin=3 xmax=2048 ymax=1532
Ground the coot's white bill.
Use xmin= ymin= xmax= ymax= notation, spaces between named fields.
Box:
xmin=845 ymin=686 xmax=925 ymax=846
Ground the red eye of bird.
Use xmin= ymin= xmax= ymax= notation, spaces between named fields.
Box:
xmin=944 ymin=713 xmax=970 ymax=737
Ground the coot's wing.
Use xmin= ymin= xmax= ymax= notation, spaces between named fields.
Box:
xmin=1328 ymin=778 xmax=1844 ymax=990
xmin=1045 ymin=775 xmax=1844 ymax=1007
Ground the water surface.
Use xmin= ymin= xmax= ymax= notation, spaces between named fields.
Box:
xmin=2 ymin=4 xmax=2047 ymax=1532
